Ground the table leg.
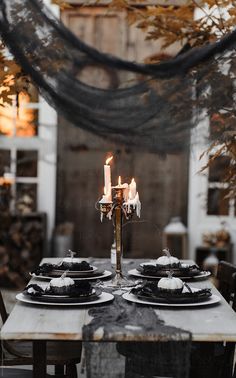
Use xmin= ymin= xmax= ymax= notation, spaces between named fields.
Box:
xmin=33 ymin=340 xmax=47 ymax=378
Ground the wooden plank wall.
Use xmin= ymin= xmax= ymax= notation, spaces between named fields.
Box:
xmin=56 ymin=7 xmax=189 ymax=259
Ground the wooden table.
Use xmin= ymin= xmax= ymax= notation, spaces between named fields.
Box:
xmin=1 ymin=258 xmax=236 ymax=378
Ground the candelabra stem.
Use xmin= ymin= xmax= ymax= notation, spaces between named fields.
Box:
xmin=115 ymin=204 xmax=122 ymax=276
xmin=110 ymin=187 xmax=135 ymax=287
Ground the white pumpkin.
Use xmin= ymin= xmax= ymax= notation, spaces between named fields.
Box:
xmin=158 ymin=275 xmax=183 ymax=291
xmin=49 ymin=274 xmax=75 ymax=295
xmin=50 ymin=276 xmax=74 ymax=288
xmin=156 ymin=255 xmax=179 ymax=266
xmin=61 ymin=250 xmax=78 ymax=268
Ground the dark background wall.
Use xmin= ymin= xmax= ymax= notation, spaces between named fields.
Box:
xmin=56 ymin=7 xmax=189 ymax=258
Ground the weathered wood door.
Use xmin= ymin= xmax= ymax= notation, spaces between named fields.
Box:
xmin=57 ymin=7 xmax=189 ymax=258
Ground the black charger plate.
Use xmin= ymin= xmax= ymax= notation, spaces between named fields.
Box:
xmin=131 ymin=282 xmax=212 ymax=304
xmin=31 ymin=262 xmax=97 ymax=278
xmin=31 ymin=269 xmax=105 ymax=279
xmin=24 ymin=288 xmax=102 ymax=304
xmin=138 ymin=264 xmax=201 ymax=278
xmin=136 ymin=290 xmax=212 ymax=304
xmin=47 ymin=268 xmax=101 ymax=278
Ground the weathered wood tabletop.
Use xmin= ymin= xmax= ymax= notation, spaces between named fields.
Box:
xmin=2 ymin=258 xmax=236 ymax=378
xmin=1 ymin=258 xmax=236 ymax=343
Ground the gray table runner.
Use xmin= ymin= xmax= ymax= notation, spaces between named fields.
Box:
xmin=83 ymin=259 xmax=192 ymax=378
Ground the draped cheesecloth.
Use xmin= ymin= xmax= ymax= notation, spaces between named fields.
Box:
xmin=0 ymin=0 xmax=235 ymax=153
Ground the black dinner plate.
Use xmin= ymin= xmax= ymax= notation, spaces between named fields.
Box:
xmin=33 ymin=269 xmax=105 ymax=278
xmin=135 ymin=290 xmax=212 ymax=304
xmin=24 ymin=288 xmax=102 ymax=303
xmin=138 ymin=265 xmax=201 ymax=278
xmin=48 ymin=268 xmax=100 ymax=278
xmin=31 ymin=262 xmax=99 ymax=278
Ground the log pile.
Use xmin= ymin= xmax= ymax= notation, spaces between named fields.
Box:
xmin=0 ymin=185 xmax=46 ymax=288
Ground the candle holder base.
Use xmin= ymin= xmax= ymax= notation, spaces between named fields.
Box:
xmin=106 ymin=271 xmax=136 ymax=288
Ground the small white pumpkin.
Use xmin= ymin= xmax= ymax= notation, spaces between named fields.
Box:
xmin=49 ymin=272 xmax=75 ymax=294
xmin=50 ymin=276 xmax=74 ymax=288
xmin=156 ymin=248 xmax=179 ymax=266
xmin=158 ymin=272 xmax=183 ymax=292
xmin=156 ymin=255 xmax=179 ymax=266
xmin=61 ymin=250 xmax=78 ymax=268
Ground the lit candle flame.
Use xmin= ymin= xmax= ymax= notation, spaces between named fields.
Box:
xmin=118 ymin=176 xmax=121 ymax=186
xmin=106 ymin=156 xmax=113 ymax=165
xmin=131 ymin=178 xmax=135 ymax=184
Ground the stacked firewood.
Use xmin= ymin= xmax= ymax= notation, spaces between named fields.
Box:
xmin=0 ymin=185 xmax=45 ymax=288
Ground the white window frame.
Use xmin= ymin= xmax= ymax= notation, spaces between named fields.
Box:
xmin=188 ymin=114 xmax=236 ymax=262
xmin=0 ymin=0 xmax=59 ymax=247
xmin=0 ymin=96 xmax=57 ymax=244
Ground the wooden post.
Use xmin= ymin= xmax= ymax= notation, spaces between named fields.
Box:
xmin=33 ymin=341 xmax=47 ymax=378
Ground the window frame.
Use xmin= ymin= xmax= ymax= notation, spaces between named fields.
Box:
xmin=188 ymin=115 xmax=236 ymax=261
xmin=0 ymin=96 xmax=57 ymax=244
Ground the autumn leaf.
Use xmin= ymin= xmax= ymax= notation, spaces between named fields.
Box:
xmin=51 ymin=0 xmax=73 ymax=9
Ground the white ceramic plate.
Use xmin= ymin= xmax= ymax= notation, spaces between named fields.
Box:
xmin=30 ymin=270 xmax=112 ymax=281
xmin=122 ymin=292 xmax=221 ymax=307
xmin=16 ymin=292 xmax=114 ymax=306
xmin=128 ymin=269 xmax=211 ymax=280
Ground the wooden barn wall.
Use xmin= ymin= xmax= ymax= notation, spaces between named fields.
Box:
xmin=56 ymin=7 xmax=189 ymax=258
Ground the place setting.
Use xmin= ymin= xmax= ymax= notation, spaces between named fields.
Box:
xmin=17 ymin=271 xmax=114 ymax=307
xmin=128 ymin=248 xmax=211 ymax=281
xmin=123 ymin=271 xmax=221 ymax=308
xmin=123 ymin=249 xmax=218 ymax=307
xmin=30 ymin=250 xmax=113 ymax=282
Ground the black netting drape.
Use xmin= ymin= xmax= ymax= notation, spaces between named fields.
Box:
xmin=0 ymin=0 xmax=235 ymax=154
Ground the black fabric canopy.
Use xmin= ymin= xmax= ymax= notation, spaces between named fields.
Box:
xmin=0 ymin=0 xmax=235 ymax=153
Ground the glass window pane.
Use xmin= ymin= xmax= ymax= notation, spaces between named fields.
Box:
xmin=0 ymin=150 xmax=11 ymax=176
xmin=16 ymin=183 xmax=37 ymax=213
xmin=15 ymin=108 xmax=38 ymax=137
xmin=16 ymin=150 xmax=38 ymax=177
xmin=0 ymin=106 xmax=14 ymax=136
xmin=208 ymin=156 xmax=231 ymax=183
xmin=207 ymin=188 xmax=229 ymax=215
xmin=16 ymin=93 xmax=38 ymax=136
xmin=0 ymin=93 xmax=38 ymax=137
